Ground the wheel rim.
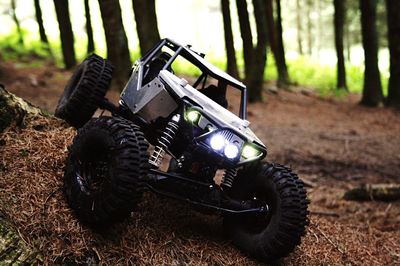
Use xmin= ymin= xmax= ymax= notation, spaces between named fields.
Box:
xmin=74 ymin=133 xmax=113 ymax=195
xmin=234 ymin=180 xmax=279 ymax=235
xmin=76 ymin=159 xmax=110 ymax=195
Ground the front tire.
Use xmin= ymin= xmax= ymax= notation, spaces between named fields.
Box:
xmin=63 ymin=116 xmax=149 ymax=228
xmin=55 ymin=54 xmax=113 ymax=128
xmin=225 ymin=162 xmax=309 ymax=262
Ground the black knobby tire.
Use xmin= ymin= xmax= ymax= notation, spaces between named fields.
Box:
xmin=225 ymin=162 xmax=309 ymax=262
xmin=63 ymin=116 xmax=149 ymax=228
xmin=55 ymin=54 xmax=113 ymax=128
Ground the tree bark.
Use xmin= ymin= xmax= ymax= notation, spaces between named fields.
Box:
xmin=34 ymin=0 xmax=48 ymax=44
xmin=274 ymin=0 xmax=290 ymax=88
xmin=295 ymin=0 xmax=303 ymax=55
xmin=132 ymin=0 xmax=161 ymax=56
xmin=221 ymin=0 xmax=239 ymax=79
xmin=10 ymin=0 xmax=24 ymax=45
xmin=53 ymin=0 xmax=76 ymax=69
xmin=236 ymin=0 xmax=254 ymax=82
xmin=334 ymin=0 xmax=348 ymax=91
xmin=84 ymin=0 xmax=95 ymax=55
xmin=385 ymin=0 xmax=400 ymax=107
xmin=98 ymin=0 xmax=131 ymax=89
xmin=359 ymin=0 xmax=383 ymax=106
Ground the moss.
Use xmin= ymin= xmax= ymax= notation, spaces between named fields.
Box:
xmin=0 ymin=216 xmax=43 ymax=264
xmin=0 ymin=95 xmax=16 ymax=133
xmin=0 ymin=85 xmax=44 ymax=133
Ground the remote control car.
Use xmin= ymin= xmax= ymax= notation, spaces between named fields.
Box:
xmin=55 ymin=38 xmax=309 ymax=262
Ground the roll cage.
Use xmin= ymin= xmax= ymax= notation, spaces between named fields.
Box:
xmin=135 ymin=38 xmax=248 ymax=119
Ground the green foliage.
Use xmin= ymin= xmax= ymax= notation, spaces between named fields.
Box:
xmin=0 ymin=29 xmax=143 ymax=68
xmin=265 ymin=55 xmax=388 ymax=97
xmin=0 ymin=29 xmax=50 ymax=65
xmin=0 ymin=29 xmax=388 ymax=98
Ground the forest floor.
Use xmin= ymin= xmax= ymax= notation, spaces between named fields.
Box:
xmin=0 ymin=60 xmax=400 ymax=265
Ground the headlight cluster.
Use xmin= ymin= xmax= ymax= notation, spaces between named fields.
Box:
xmin=209 ymin=134 xmax=240 ymax=159
xmin=186 ymin=109 xmax=262 ymax=161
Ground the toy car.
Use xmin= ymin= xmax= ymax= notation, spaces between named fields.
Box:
xmin=55 ymin=38 xmax=309 ymax=262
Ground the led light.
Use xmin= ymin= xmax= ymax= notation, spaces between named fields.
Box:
xmin=186 ymin=110 xmax=201 ymax=124
xmin=210 ymin=134 xmax=225 ymax=151
xmin=242 ymin=145 xmax=261 ymax=159
xmin=224 ymin=144 xmax=239 ymax=159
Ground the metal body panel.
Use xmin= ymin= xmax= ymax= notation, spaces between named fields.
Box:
xmin=128 ymin=78 xmax=178 ymax=122
xmin=159 ymin=70 xmax=265 ymax=147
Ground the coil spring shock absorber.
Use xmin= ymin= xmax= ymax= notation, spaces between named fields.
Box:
xmin=149 ymin=114 xmax=181 ymax=168
xmin=221 ymin=168 xmax=237 ymax=189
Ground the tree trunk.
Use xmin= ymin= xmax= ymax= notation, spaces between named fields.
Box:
xmin=334 ymin=0 xmax=348 ymax=91
xmin=221 ymin=0 xmax=239 ymax=79
xmin=247 ymin=0 xmax=268 ymax=102
xmin=53 ymin=0 xmax=76 ymax=69
xmin=345 ymin=18 xmax=351 ymax=62
xmin=344 ymin=184 xmax=400 ymax=201
xmin=306 ymin=0 xmax=313 ymax=56
xmin=10 ymin=0 xmax=24 ymax=45
xmin=274 ymin=0 xmax=290 ymax=88
xmin=359 ymin=0 xmax=383 ymax=106
xmin=84 ymin=0 xmax=95 ymax=55
xmin=98 ymin=0 xmax=131 ymax=89
xmin=236 ymin=0 xmax=254 ymax=82
xmin=132 ymin=0 xmax=161 ymax=56
xmin=385 ymin=0 xmax=400 ymax=107
xmin=316 ymin=0 xmax=322 ymax=57
xmin=295 ymin=0 xmax=303 ymax=55
xmin=0 ymin=86 xmax=44 ymax=262
xmin=266 ymin=0 xmax=290 ymax=88
xmin=34 ymin=0 xmax=48 ymax=44
xmin=0 ymin=215 xmax=43 ymax=264
xmin=265 ymin=0 xmax=277 ymax=57
xmin=0 ymin=85 xmax=44 ymax=133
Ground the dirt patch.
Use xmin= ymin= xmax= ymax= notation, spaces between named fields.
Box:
xmin=0 ymin=62 xmax=400 ymax=264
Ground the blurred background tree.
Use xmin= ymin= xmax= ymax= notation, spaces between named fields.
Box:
xmin=359 ymin=0 xmax=383 ymax=106
xmin=98 ymin=0 xmax=131 ymax=88
xmin=84 ymin=0 xmax=94 ymax=55
xmin=334 ymin=0 xmax=347 ymax=91
xmin=386 ymin=0 xmax=400 ymax=107
xmin=132 ymin=0 xmax=160 ymax=56
xmin=0 ymin=0 xmax=398 ymax=108
xmin=53 ymin=0 xmax=76 ymax=69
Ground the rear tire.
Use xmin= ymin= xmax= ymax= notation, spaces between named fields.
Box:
xmin=63 ymin=116 xmax=149 ymax=228
xmin=55 ymin=54 xmax=113 ymax=128
xmin=225 ymin=162 xmax=309 ymax=262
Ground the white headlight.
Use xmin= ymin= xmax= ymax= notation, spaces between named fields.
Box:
xmin=210 ymin=134 xmax=225 ymax=151
xmin=224 ymin=144 xmax=239 ymax=159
